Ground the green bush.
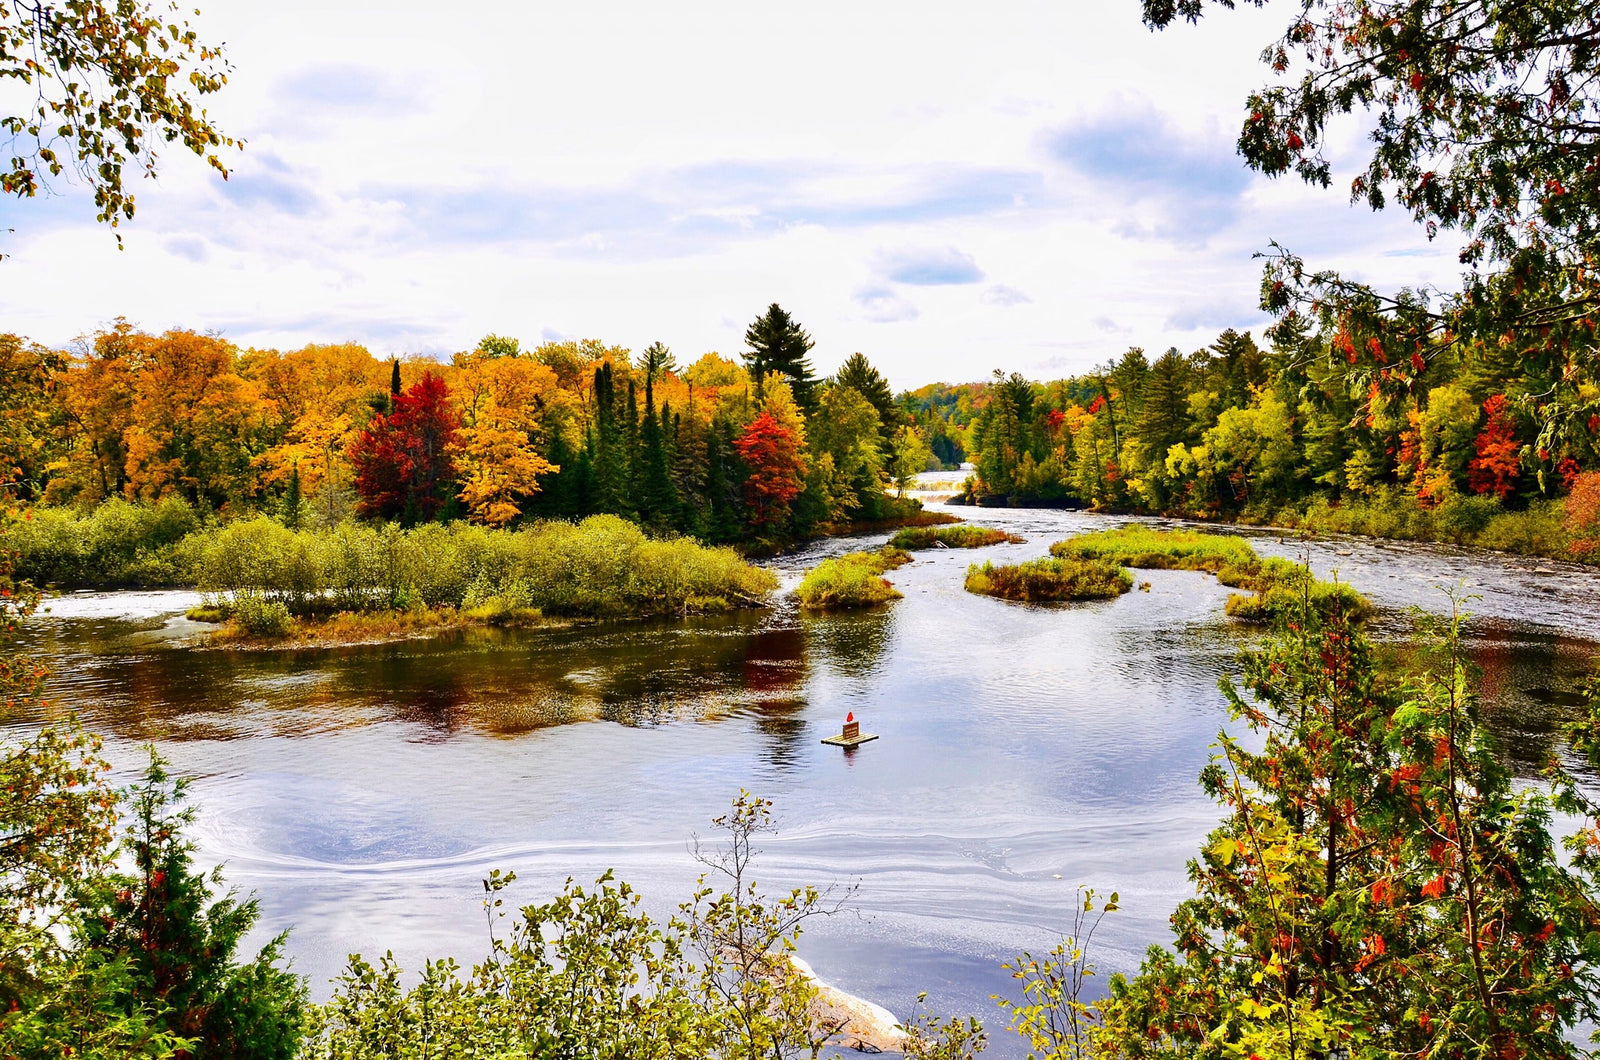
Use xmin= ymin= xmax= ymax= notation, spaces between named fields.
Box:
xmin=14 ymin=503 xmax=779 ymax=622
xmin=231 ymin=595 xmax=294 ymax=638
xmin=889 ymin=524 xmax=1023 ymax=549
xmin=11 ymin=496 xmax=204 ymax=586
xmin=794 ymin=550 xmax=906 ymax=610
xmin=964 ymin=556 xmax=1132 ymax=601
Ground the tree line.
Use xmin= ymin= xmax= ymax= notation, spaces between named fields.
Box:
xmin=0 ymin=305 xmax=930 ymax=552
xmin=907 ymin=319 xmax=1600 ymax=558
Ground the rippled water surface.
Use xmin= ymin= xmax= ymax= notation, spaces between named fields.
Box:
xmin=16 ymin=500 xmax=1600 ymax=1053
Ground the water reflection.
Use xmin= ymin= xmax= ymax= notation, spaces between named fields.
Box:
xmin=20 ymin=506 xmax=1600 ymax=1059
xmin=804 ymin=607 xmax=893 ymax=680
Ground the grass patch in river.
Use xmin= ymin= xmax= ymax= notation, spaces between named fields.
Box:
xmin=1041 ymin=526 xmax=1368 ymax=622
xmin=1049 ymin=525 xmax=1257 ymax=573
xmin=964 ymin=556 xmax=1132 ymax=602
xmin=889 ymin=524 xmax=1023 ymax=550
xmin=794 ymin=547 xmax=910 ymax=610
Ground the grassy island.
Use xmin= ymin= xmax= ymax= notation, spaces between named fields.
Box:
xmin=793 ymin=547 xmax=911 ymax=610
xmin=964 ymin=556 xmax=1131 ymax=601
xmin=183 ymin=514 xmax=776 ymax=644
xmin=889 ymin=524 xmax=1024 ymax=550
xmin=1045 ymin=525 xmax=1366 ymax=623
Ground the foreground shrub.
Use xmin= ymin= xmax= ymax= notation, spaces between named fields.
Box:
xmin=307 ymin=794 xmax=850 ymax=1060
xmin=890 ymin=524 xmax=1023 ymax=550
xmin=1095 ymin=594 xmax=1600 ymax=1060
xmin=794 ymin=549 xmax=908 ymax=610
xmin=964 ymin=556 xmax=1131 ymax=602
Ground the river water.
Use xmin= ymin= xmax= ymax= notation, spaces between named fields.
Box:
xmin=13 ymin=496 xmax=1600 ymax=1052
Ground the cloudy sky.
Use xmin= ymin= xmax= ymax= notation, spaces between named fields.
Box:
xmin=4 ymin=1 xmax=1465 ymax=388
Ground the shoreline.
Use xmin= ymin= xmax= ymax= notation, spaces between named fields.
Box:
xmin=946 ymin=496 xmax=1590 ymax=567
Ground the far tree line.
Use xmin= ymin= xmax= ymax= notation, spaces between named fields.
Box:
xmin=8 ymin=302 xmax=1600 ymax=557
xmin=909 ymin=318 xmax=1600 ymax=557
xmin=0 ymin=304 xmax=928 ymax=550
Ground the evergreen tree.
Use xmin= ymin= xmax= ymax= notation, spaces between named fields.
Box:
xmin=742 ymin=304 xmax=818 ymax=410
xmin=1209 ymin=329 xmax=1266 ymax=406
xmin=832 ymin=352 xmax=898 ymax=440
xmin=280 ymin=463 xmax=301 ymax=529
xmin=75 ymin=753 xmax=306 ymax=1059
xmin=703 ymin=418 xmax=742 ymax=543
xmin=636 ymin=377 xmax=677 ymax=530
xmin=590 ymin=364 xmax=633 ymax=516
xmin=1134 ymin=349 xmax=1195 ymax=459
xmin=636 ymin=341 xmax=677 ymax=383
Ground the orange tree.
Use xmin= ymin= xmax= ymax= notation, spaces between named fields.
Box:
xmin=1096 ymin=589 xmax=1600 ymax=1059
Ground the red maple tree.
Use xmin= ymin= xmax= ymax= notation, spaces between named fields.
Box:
xmin=1466 ymin=394 xmax=1520 ymax=500
xmin=732 ymin=411 xmax=804 ymax=529
xmin=348 ymin=371 xmax=460 ymax=520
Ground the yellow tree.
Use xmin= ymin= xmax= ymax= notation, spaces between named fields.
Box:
xmin=245 ymin=344 xmax=387 ymax=487
xmin=120 ymin=330 xmax=262 ymax=505
xmin=45 ymin=324 xmax=143 ymax=503
xmin=452 ymin=355 xmax=560 ymax=525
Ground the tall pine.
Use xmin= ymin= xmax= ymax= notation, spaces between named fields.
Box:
xmin=742 ymin=304 xmax=818 ymax=411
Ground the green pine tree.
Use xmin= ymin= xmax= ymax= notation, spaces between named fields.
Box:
xmin=742 ymin=303 xmax=818 ymax=410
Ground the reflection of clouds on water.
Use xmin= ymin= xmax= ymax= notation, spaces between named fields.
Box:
xmin=29 ymin=499 xmax=1600 ymax=1050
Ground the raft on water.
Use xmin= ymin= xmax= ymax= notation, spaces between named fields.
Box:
xmin=821 ymin=712 xmax=878 ymax=747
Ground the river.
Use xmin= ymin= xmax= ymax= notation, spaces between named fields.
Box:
xmin=13 ymin=496 xmax=1600 ymax=1054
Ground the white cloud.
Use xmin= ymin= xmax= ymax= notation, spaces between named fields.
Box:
xmin=1 ymin=0 xmax=1464 ymax=387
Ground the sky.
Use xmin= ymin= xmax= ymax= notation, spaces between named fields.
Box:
xmin=2 ymin=1 xmax=1468 ymax=389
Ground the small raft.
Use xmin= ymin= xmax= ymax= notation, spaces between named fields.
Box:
xmin=821 ymin=712 xmax=878 ymax=747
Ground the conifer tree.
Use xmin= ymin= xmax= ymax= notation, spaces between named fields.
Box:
xmin=742 ymin=304 xmax=818 ymax=410
xmin=590 ymin=364 xmax=633 ymax=516
xmin=833 ymin=352 xmax=899 ymax=440
xmin=637 ymin=378 xmax=677 ymax=530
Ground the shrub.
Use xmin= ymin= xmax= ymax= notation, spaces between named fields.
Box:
xmin=1431 ymin=492 xmax=1503 ymax=542
xmin=890 ymin=524 xmax=1023 ymax=549
xmin=964 ymin=556 xmax=1131 ymax=601
xmin=10 ymin=496 xmax=204 ymax=587
xmin=231 ymin=595 xmax=294 ymax=638
xmin=794 ymin=550 xmax=905 ymax=610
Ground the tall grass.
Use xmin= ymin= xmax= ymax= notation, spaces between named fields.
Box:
xmin=964 ymin=556 xmax=1131 ymax=601
xmin=794 ymin=548 xmax=909 ymax=610
xmin=1044 ymin=526 xmax=1369 ymax=622
xmin=889 ymin=524 xmax=1023 ymax=550
xmin=1049 ymin=525 xmax=1257 ymax=572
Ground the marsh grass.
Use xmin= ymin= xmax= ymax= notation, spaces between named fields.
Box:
xmin=1045 ymin=526 xmax=1368 ymax=622
xmin=963 ymin=556 xmax=1132 ymax=602
xmin=794 ymin=548 xmax=909 ymax=610
xmin=890 ymin=524 xmax=1024 ymax=550
xmin=1049 ymin=526 xmax=1257 ymax=573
